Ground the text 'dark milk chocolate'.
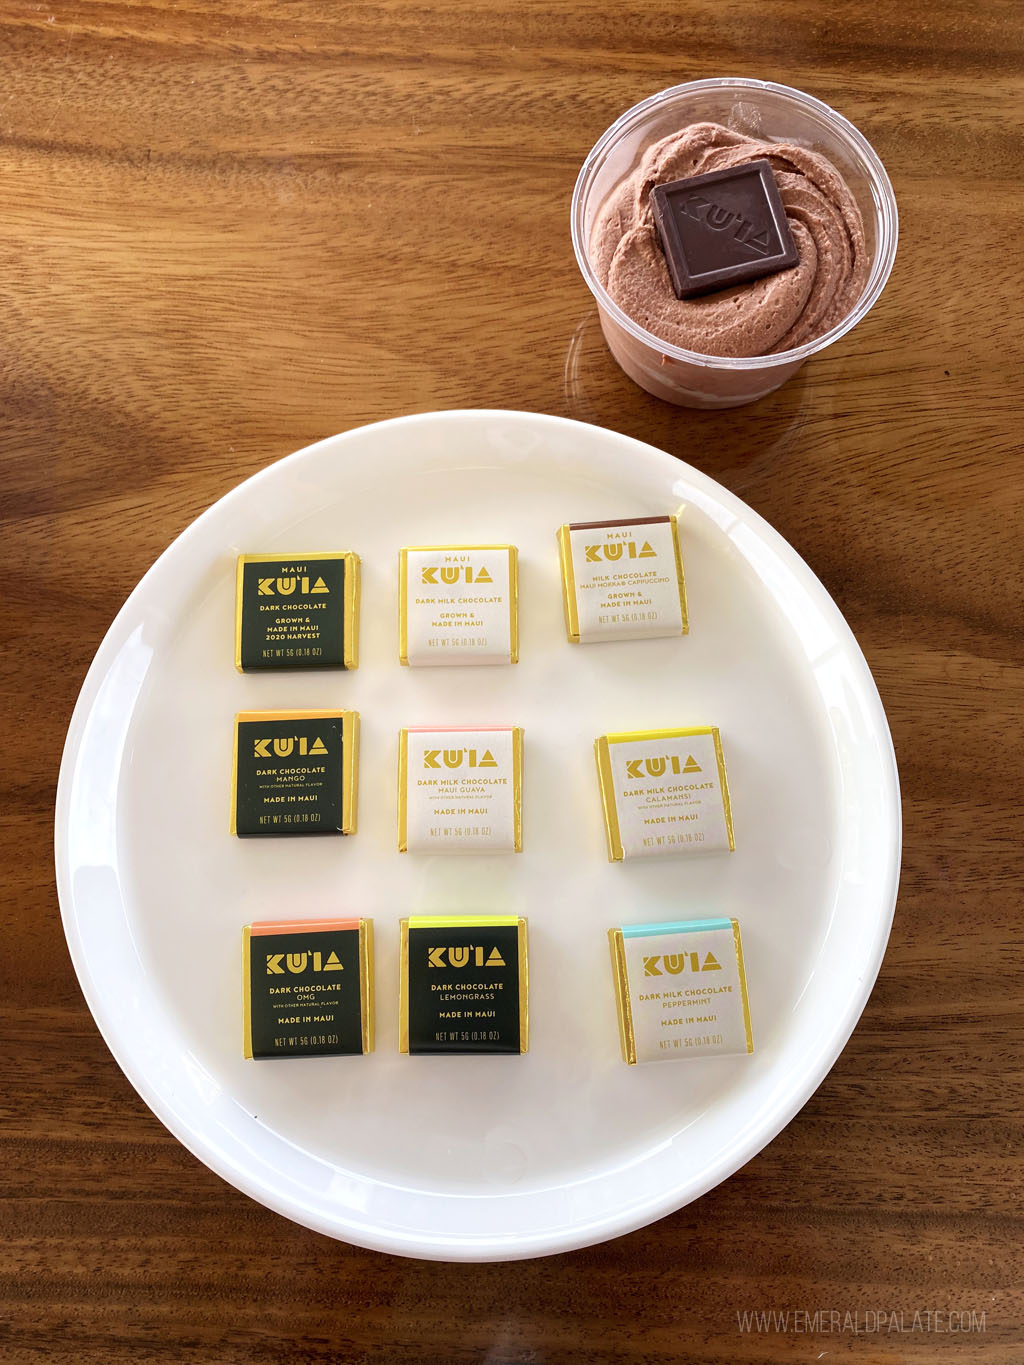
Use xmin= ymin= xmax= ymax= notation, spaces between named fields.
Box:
xmin=398 ymin=726 xmax=523 ymax=854
xmin=235 ymin=552 xmax=360 ymax=671
xmin=608 ymin=918 xmax=753 ymax=1064
xmin=594 ymin=727 xmax=734 ymax=860
xmin=231 ymin=710 xmax=359 ymax=837
xmin=243 ymin=918 xmax=374 ymax=1058
xmin=651 ymin=160 xmax=799 ymax=299
xmin=558 ymin=515 xmax=687 ymax=643
xmin=399 ymin=916 xmax=528 ymax=1054
xmin=399 ymin=545 xmax=518 ymax=666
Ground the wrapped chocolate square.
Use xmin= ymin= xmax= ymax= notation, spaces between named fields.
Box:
xmin=608 ymin=918 xmax=753 ymax=1064
xmin=399 ymin=916 xmax=528 ymax=1055
xmin=558 ymin=515 xmax=687 ymax=643
xmin=231 ymin=710 xmax=359 ymax=837
xmin=235 ymin=553 xmax=359 ymax=671
xmin=243 ymin=918 xmax=374 ymax=1059
xmin=399 ymin=544 xmax=518 ymax=666
xmin=398 ymin=726 xmax=523 ymax=854
xmin=594 ymin=726 xmax=734 ymax=860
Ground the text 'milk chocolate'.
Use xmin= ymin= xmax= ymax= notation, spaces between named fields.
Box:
xmin=651 ymin=159 xmax=799 ymax=299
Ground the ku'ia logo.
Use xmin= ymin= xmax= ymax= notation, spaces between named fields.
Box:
xmin=680 ymin=195 xmax=773 ymax=256
xmin=644 ymin=951 xmax=721 ymax=977
xmin=423 ymin=748 xmax=497 ymax=770
xmin=585 ymin=540 xmax=656 ymax=563
xmin=266 ymin=950 xmax=343 ymax=975
xmin=626 ymin=754 xmax=701 ymax=779
xmin=428 ymin=944 xmax=506 ymax=968
xmin=421 ymin=564 xmax=493 ymax=585
xmin=253 ymin=735 xmax=329 ymax=758
xmin=257 ymin=575 xmax=329 ymax=596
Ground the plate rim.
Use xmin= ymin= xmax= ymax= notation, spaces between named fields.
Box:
xmin=55 ymin=408 xmax=902 ymax=1260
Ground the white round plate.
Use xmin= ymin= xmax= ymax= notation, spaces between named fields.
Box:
xmin=56 ymin=410 xmax=900 ymax=1261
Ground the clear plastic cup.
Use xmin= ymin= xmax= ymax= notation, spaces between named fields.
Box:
xmin=571 ymin=78 xmax=898 ymax=409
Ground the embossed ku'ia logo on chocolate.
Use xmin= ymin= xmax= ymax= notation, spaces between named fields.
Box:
xmin=651 ymin=158 xmax=800 ymax=300
xmin=678 ymin=194 xmax=774 ymax=255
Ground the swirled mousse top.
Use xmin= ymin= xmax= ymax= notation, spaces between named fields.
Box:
xmin=589 ymin=122 xmax=869 ymax=358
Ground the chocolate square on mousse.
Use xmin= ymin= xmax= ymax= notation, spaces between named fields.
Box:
xmin=650 ymin=159 xmax=799 ymax=299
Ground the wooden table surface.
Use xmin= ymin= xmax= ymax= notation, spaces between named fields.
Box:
xmin=3 ymin=0 xmax=1023 ymax=1360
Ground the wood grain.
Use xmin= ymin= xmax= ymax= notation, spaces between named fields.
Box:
xmin=2 ymin=0 xmax=1023 ymax=1360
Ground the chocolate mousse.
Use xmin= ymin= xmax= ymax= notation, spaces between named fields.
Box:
xmin=589 ymin=122 xmax=869 ymax=358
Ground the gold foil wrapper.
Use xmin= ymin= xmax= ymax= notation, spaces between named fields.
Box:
xmin=607 ymin=919 xmax=752 ymax=1065
xmin=242 ymin=917 xmax=374 ymax=1058
xmin=230 ymin=709 xmax=359 ymax=836
xmin=398 ymin=544 xmax=518 ymax=666
xmin=594 ymin=725 xmax=734 ymax=861
xmin=557 ymin=516 xmax=687 ymax=645
xmin=398 ymin=916 xmax=528 ymax=1054
xmin=397 ymin=727 xmax=523 ymax=853
xmin=234 ymin=551 xmax=360 ymax=671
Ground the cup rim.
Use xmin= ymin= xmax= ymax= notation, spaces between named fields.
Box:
xmin=571 ymin=77 xmax=899 ymax=372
